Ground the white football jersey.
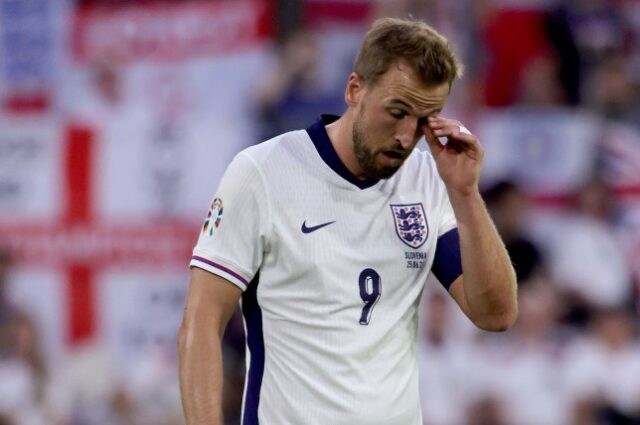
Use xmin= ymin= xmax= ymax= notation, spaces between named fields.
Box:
xmin=190 ymin=115 xmax=462 ymax=425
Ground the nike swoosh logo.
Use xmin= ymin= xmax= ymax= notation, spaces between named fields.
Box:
xmin=301 ymin=220 xmax=336 ymax=234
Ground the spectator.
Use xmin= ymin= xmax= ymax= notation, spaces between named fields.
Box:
xmin=583 ymin=53 xmax=640 ymax=124
xmin=466 ymin=396 xmax=508 ymax=425
xmin=547 ymin=178 xmax=633 ymax=313
xmin=0 ymin=414 xmax=15 ymax=425
xmin=253 ymin=28 xmax=344 ymax=141
xmin=484 ymin=180 xmax=544 ymax=284
xmin=0 ymin=250 xmax=24 ymax=342
xmin=563 ymin=308 xmax=640 ymax=424
xmin=516 ymin=55 xmax=567 ymax=107
xmin=418 ymin=291 xmax=473 ymax=425
xmin=558 ymin=0 xmax=628 ymax=75
xmin=465 ymin=278 xmax=570 ymax=425
xmin=0 ymin=251 xmax=48 ymax=425
xmin=480 ymin=3 xmax=556 ymax=107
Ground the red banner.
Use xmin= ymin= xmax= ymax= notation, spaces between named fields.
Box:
xmin=303 ymin=0 xmax=372 ymax=26
xmin=0 ymin=222 xmax=195 ymax=269
xmin=73 ymin=0 xmax=273 ymax=63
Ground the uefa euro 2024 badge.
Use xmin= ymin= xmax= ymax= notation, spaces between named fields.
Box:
xmin=202 ymin=198 xmax=223 ymax=237
xmin=390 ymin=203 xmax=428 ymax=249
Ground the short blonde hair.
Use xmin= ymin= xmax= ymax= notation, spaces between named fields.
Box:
xmin=354 ymin=17 xmax=463 ymax=88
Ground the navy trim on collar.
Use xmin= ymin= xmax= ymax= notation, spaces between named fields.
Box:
xmin=305 ymin=114 xmax=379 ymax=190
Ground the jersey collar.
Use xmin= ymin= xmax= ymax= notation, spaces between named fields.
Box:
xmin=305 ymin=114 xmax=379 ymax=190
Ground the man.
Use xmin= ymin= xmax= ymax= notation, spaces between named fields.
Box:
xmin=483 ymin=180 xmax=543 ymax=284
xmin=179 ymin=17 xmax=518 ymax=425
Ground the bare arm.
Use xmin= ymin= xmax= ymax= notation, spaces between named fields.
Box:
xmin=425 ymin=117 xmax=518 ymax=331
xmin=446 ymin=191 xmax=518 ymax=331
xmin=178 ymin=267 xmax=243 ymax=425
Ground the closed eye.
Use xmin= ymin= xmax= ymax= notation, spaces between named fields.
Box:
xmin=388 ymin=108 xmax=408 ymax=119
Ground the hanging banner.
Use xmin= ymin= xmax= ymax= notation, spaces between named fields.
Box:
xmin=72 ymin=0 xmax=273 ymax=63
xmin=478 ymin=108 xmax=601 ymax=195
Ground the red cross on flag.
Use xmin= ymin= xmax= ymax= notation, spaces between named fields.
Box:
xmin=0 ymin=119 xmax=195 ymax=358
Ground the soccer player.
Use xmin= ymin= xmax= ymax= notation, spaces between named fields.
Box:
xmin=179 ymin=17 xmax=518 ymax=425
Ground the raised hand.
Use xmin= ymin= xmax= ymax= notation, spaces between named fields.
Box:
xmin=423 ymin=116 xmax=484 ymax=197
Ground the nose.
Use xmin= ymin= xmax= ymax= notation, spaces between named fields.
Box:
xmin=394 ymin=116 xmax=421 ymax=149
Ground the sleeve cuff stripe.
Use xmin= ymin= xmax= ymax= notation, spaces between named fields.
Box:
xmin=191 ymin=256 xmax=250 ymax=287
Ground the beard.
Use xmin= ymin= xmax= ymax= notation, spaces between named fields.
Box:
xmin=352 ymin=107 xmax=405 ymax=180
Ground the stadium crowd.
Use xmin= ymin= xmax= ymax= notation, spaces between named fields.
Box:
xmin=1 ymin=0 xmax=639 ymax=424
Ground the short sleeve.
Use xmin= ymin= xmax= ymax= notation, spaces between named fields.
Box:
xmin=437 ymin=190 xmax=457 ymax=238
xmin=190 ymin=153 xmax=270 ymax=291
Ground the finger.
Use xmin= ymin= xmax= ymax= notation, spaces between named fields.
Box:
xmin=445 ymin=139 xmax=470 ymax=154
xmin=434 ymin=126 xmax=483 ymax=157
xmin=431 ymin=125 xmax=476 ymax=145
xmin=447 ymin=132 xmax=484 ymax=160
xmin=428 ymin=118 xmax=475 ymax=139
xmin=428 ymin=121 xmax=471 ymax=135
xmin=427 ymin=116 xmax=461 ymax=129
xmin=422 ymin=124 xmax=444 ymax=156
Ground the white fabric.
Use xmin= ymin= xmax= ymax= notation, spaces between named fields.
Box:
xmin=0 ymin=359 xmax=47 ymax=425
xmin=418 ymin=336 xmax=472 ymax=425
xmin=191 ymin=123 xmax=458 ymax=425
xmin=547 ymin=214 xmax=631 ymax=307
xmin=563 ymin=337 xmax=640 ymax=415
xmin=460 ymin=336 xmax=571 ymax=425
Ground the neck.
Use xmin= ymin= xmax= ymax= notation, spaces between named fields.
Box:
xmin=325 ymin=111 xmax=366 ymax=179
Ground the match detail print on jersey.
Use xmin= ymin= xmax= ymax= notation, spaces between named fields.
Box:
xmin=301 ymin=220 xmax=336 ymax=234
xmin=390 ymin=203 xmax=429 ymax=249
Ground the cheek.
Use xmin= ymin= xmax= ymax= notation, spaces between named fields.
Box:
xmin=371 ymin=115 xmax=398 ymax=137
xmin=358 ymin=108 xmax=398 ymax=143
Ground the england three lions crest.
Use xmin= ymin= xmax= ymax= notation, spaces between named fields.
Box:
xmin=390 ymin=203 xmax=429 ymax=249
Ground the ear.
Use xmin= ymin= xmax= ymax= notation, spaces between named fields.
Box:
xmin=345 ymin=72 xmax=365 ymax=107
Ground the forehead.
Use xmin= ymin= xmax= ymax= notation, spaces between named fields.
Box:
xmin=370 ymin=61 xmax=450 ymax=112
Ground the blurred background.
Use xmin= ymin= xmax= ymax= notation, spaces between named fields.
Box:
xmin=0 ymin=0 xmax=639 ymax=424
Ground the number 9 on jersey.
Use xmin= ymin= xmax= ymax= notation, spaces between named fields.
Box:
xmin=358 ymin=268 xmax=381 ymax=325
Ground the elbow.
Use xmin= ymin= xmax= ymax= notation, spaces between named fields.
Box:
xmin=474 ymin=303 xmax=519 ymax=333
xmin=474 ymin=275 xmax=519 ymax=332
xmin=476 ymin=314 xmax=517 ymax=332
